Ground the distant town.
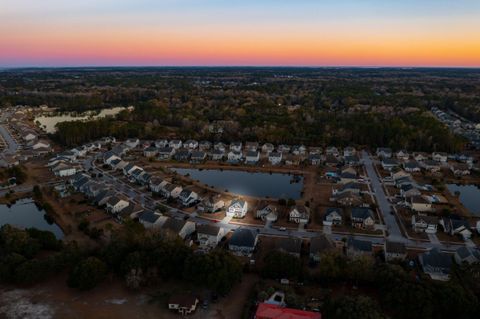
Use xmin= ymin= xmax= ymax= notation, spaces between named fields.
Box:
xmin=1 ymin=68 xmax=480 ymax=318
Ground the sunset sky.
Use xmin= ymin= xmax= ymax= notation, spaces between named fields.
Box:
xmin=1 ymin=0 xmax=480 ymax=67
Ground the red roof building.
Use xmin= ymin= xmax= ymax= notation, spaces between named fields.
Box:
xmin=255 ymin=303 xmax=321 ymax=319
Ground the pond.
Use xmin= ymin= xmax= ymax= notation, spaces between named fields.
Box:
xmin=172 ymin=168 xmax=304 ymax=199
xmin=446 ymin=184 xmax=480 ymax=216
xmin=0 ymin=198 xmax=64 ymax=239
xmin=35 ymin=107 xmax=128 ymax=133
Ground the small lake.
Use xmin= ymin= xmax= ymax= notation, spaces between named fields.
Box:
xmin=0 ymin=198 xmax=64 ymax=239
xmin=35 ymin=107 xmax=128 ymax=133
xmin=447 ymin=184 xmax=480 ymax=216
xmin=172 ymin=168 xmax=304 ymax=199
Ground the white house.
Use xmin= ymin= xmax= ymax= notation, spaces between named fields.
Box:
xmin=22 ymin=132 xmax=37 ymax=142
xmin=143 ymin=146 xmax=158 ymax=158
xmin=178 ymin=189 xmax=199 ymax=206
xmin=412 ymin=215 xmax=438 ymax=233
xmin=162 ymin=218 xmax=196 ymax=239
xmin=227 ymin=199 xmax=248 ymax=218
xmin=52 ymin=162 xmax=78 ymax=177
xmin=106 ymin=196 xmax=130 ymax=214
xmin=289 ymin=205 xmax=310 ymax=224
xmin=184 ymin=139 xmax=198 ymax=149
xmin=262 ymin=143 xmax=275 ymax=154
xmin=32 ymin=139 xmax=51 ymax=150
xmin=229 ymin=228 xmax=258 ymax=257
xmin=432 ymin=152 xmax=448 ymax=163
xmin=245 ymin=151 xmax=260 ymax=164
xmin=125 ymin=138 xmax=139 ymax=149
xmin=168 ymin=295 xmax=199 ymax=316
xmin=323 ymin=207 xmax=343 ymax=226
xmin=138 ymin=211 xmax=168 ymax=228
xmin=211 ymin=149 xmax=225 ymax=161
xmin=230 ymin=142 xmax=242 ymax=152
xmin=197 ymin=224 xmax=225 ymax=249
xmin=227 ymin=151 xmax=243 ymax=162
xmin=256 ymin=203 xmax=278 ymax=221
xmin=160 ymin=183 xmax=183 ymax=199
xmin=198 ymin=195 xmax=225 ymax=213
xmin=149 ymin=176 xmax=167 ymax=193
xmin=268 ymin=152 xmax=282 ymax=165
xmin=408 ymin=196 xmax=432 ymax=212
xmin=169 ymin=140 xmax=183 ymax=149
xmin=155 ymin=139 xmax=168 ymax=148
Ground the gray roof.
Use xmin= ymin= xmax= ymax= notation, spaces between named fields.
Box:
xmin=351 ymin=207 xmax=374 ymax=220
xmin=419 ymin=248 xmax=452 ymax=273
xmin=229 ymin=228 xmax=257 ymax=248
xmin=197 ymin=224 xmax=222 ymax=236
xmin=456 ymin=247 xmax=480 ymax=261
xmin=162 ymin=218 xmax=187 ymax=233
xmin=139 ymin=210 xmax=160 ymax=224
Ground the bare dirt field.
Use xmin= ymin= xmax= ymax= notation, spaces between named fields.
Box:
xmin=0 ymin=274 xmax=259 ymax=319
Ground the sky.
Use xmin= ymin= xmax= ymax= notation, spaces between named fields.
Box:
xmin=1 ymin=0 xmax=480 ymax=67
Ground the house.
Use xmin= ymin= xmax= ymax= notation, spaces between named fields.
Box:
xmin=275 ymin=237 xmax=302 ymax=258
xmin=122 ymin=163 xmax=136 ymax=175
xmin=256 ymin=202 xmax=278 ymax=221
xmin=159 ymin=183 xmax=183 ymax=199
xmin=168 ymin=294 xmax=199 ymax=316
xmin=161 ymin=217 xmax=196 ymax=239
xmin=245 ymin=151 xmax=260 ymax=164
xmin=106 ymin=196 xmax=130 ymax=214
xmin=347 ymin=237 xmax=373 ymax=257
xmin=198 ymin=140 xmax=212 ymax=151
xmin=310 ymin=234 xmax=336 ymax=262
xmin=32 ymin=139 xmax=51 ymax=150
xmin=22 ymin=132 xmax=37 ymax=142
xmin=351 ymin=207 xmax=375 ymax=229
xmin=440 ymin=218 xmax=472 ymax=240
xmin=403 ymin=161 xmax=421 ymax=172
xmin=184 ymin=139 xmax=198 ymax=149
xmin=157 ymin=147 xmax=175 ymax=160
xmin=339 ymin=171 xmax=358 ymax=184
xmin=400 ymin=184 xmax=421 ymax=198
xmin=149 ymin=176 xmax=167 ymax=193
xmin=214 ymin=142 xmax=227 ymax=152
xmin=262 ymin=143 xmax=275 ymax=154
xmin=344 ymin=155 xmax=361 ymax=166
xmin=413 ymin=152 xmax=428 ymax=162
xmin=211 ymin=149 xmax=225 ymax=161
xmin=154 ymin=139 xmax=168 ymax=148
xmin=125 ymin=138 xmax=139 ymax=149
xmin=419 ymin=248 xmax=452 ymax=281
xmin=292 ymin=145 xmax=307 ymax=155
xmin=178 ymin=189 xmax=199 ymax=206
xmin=143 ymin=146 xmax=158 ymax=158
xmin=197 ymin=224 xmax=225 ymax=249
xmin=245 ymin=141 xmax=259 ymax=151
xmin=229 ymin=228 xmax=258 ymax=257
xmin=289 ymin=205 xmax=310 ymax=224
xmin=94 ymin=190 xmax=115 ymax=206
xmin=308 ymin=153 xmax=321 ymax=166
xmin=268 ymin=152 xmax=282 ymax=165
xmin=198 ymin=195 xmax=225 ymax=213
xmin=230 ymin=141 xmax=243 ymax=152
xmin=325 ymin=155 xmax=339 ymax=167
xmin=396 ymin=150 xmax=410 ymax=161
xmin=118 ymin=203 xmax=144 ymax=221
xmin=326 ymin=146 xmax=339 ymax=157
xmin=190 ymin=151 xmax=206 ymax=163
xmin=454 ymin=247 xmax=480 ymax=265
xmin=333 ymin=191 xmax=363 ymax=207
xmin=111 ymin=144 xmax=129 ymax=157
xmin=227 ymin=151 xmax=243 ymax=163
xmin=227 ymin=199 xmax=248 ymax=218
xmin=381 ymin=158 xmax=399 ymax=171
xmin=343 ymin=146 xmax=356 ymax=157
xmin=169 ymin=139 xmax=183 ymax=149
xmin=137 ymin=171 xmax=151 ymax=185
xmin=384 ymin=240 xmax=407 ymax=262
xmin=412 ymin=215 xmax=438 ymax=233
xmin=277 ymin=144 xmax=291 ymax=153
xmin=376 ymin=147 xmax=392 ymax=158
xmin=174 ymin=149 xmax=190 ymax=161
xmin=450 ymin=163 xmax=470 ymax=176
xmin=323 ymin=207 xmax=343 ymax=226
xmin=422 ymin=160 xmax=441 ymax=172
xmin=138 ymin=211 xmax=167 ymax=228
xmin=255 ymin=303 xmax=321 ymax=319
xmin=408 ymin=196 xmax=432 ymax=212
xmin=51 ymin=162 xmax=78 ymax=177
xmin=432 ymin=152 xmax=448 ymax=163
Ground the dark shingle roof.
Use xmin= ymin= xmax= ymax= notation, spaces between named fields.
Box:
xmin=229 ymin=228 xmax=257 ymax=248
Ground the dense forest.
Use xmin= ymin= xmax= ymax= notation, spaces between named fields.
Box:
xmin=2 ymin=67 xmax=478 ymax=151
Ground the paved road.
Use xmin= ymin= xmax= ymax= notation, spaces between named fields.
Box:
xmin=0 ymin=125 xmax=18 ymax=154
xmin=361 ymin=151 xmax=404 ymax=241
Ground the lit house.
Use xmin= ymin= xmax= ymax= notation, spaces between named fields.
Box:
xmin=227 ymin=199 xmax=248 ymax=218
